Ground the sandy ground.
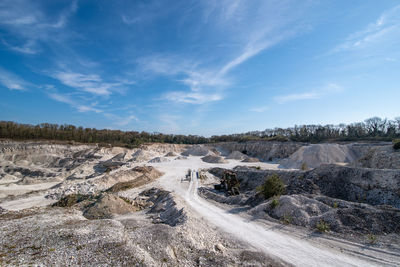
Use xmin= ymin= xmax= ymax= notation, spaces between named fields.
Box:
xmin=1 ymin=143 xmax=400 ymax=266
xmin=0 ymin=181 xmax=60 ymax=199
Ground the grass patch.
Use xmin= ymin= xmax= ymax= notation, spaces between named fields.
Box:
xmin=52 ymin=194 xmax=93 ymax=207
xmin=119 ymin=196 xmax=132 ymax=205
xmin=316 ymin=220 xmax=330 ymax=233
xmin=270 ymin=198 xmax=279 ymax=209
xmin=367 ymin=234 xmax=377 ymax=244
xmin=282 ymin=213 xmax=293 ymax=225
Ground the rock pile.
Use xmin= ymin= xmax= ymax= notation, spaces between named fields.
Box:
xmin=181 ymin=145 xmax=215 ymax=156
xmin=201 ymin=155 xmax=228 ymax=164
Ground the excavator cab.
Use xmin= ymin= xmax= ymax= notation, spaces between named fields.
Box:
xmin=214 ymin=170 xmax=240 ymax=195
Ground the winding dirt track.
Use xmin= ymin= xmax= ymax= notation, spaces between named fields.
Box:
xmin=175 ymin=169 xmax=399 ymax=267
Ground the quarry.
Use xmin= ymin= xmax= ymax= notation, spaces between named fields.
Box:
xmin=0 ymin=140 xmax=400 ymax=266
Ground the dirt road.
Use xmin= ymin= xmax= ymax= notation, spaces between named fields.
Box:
xmin=153 ymin=158 xmax=400 ymax=267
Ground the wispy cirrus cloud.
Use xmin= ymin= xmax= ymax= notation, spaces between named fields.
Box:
xmin=332 ymin=5 xmax=400 ymax=54
xmin=249 ymin=106 xmax=269 ymax=113
xmin=52 ymin=71 xmax=129 ymax=96
xmin=121 ymin=1 xmax=178 ymax=25
xmin=48 ymin=92 xmax=103 ymax=113
xmin=104 ymin=113 xmax=138 ymax=126
xmin=137 ymin=0 xmax=310 ymax=105
xmin=1 ymin=39 xmax=39 ymax=54
xmin=274 ymin=83 xmax=343 ymax=104
xmin=138 ymin=55 xmax=227 ymax=104
xmin=0 ymin=0 xmax=78 ymax=54
xmin=48 ymin=89 xmax=140 ymax=128
xmin=274 ymin=92 xmax=319 ymax=104
xmin=163 ymin=91 xmax=223 ymax=104
xmin=0 ymin=68 xmax=29 ymax=91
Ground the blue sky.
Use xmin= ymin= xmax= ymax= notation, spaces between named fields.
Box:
xmin=0 ymin=0 xmax=399 ymax=136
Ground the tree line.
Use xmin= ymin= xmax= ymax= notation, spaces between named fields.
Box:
xmin=0 ymin=116 xmax=399 ymax=147
xmin=237 ymin=116 xmax=400 ymax=143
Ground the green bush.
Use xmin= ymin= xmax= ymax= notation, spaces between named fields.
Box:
xmin=367 ymin=234 xmax=377 ymax=244
xmin=393 ymin=139 xmax=400 ymax=150
xmin=301 ymin=163 xmax=309 ymax=171
xmin=257 ymin=173 xmax=285 ymax=199
xmin=270 ymin=198 xmax=279 ymax=209
xmin=316 ymin=220 xmax=330 ymax=232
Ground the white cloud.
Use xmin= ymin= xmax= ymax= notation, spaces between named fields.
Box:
xmin=0 ymin=68 xmax=28 ymax=91
xmin=116 ymin=115 xmax=138 ymax=126
xmin=48 ymin=92 xmax=103 ymax=113
xmin=0 ymin=0 xmax=78 ymax=54
xmin=138 ymin=1 xmax=309 ymax=105
xmin=2 ymin=39 xmax=38 ymax=54
xmin=274 ymin=83 xmax=343 ymax=104
xmin=249 ymin=106 xmax=269 ymax=113
xmin=219 ymin=37 xmax=285 ymax=76
xmin=163 ymin=91 xmax=222 ymax=104
xmin=121 ymin=15 xmax=141 ymax=25
xmin=104 ymin=113 xmax=138 ymax=126
xmin=53 ymin=71 xmax=124 ymax=96
xmin=332 ymin=5 xmax=400 ymax=53
xmin=274 ymin=92 xmax=319 ymax=104
xmin=139 ymin=55 xmax=228 ymax=104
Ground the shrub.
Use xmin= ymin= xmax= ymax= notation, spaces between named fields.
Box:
xmin=270 ymin=198 xmax=279 ymax=209
xmin=316 ymin=220 xmax=330 ymax=232
xmin=282 ymin=213 xmax=293 ymax=225
xmin=119 ymin=196 xmax=132 ymax=204
xmin=52 ymin=194 xmax=93 ymax=207
xmin=301 ymin=163 xmax=309 ymax=171
xmin=367 ymin=234 xmax=377 ymax=244
xmin=393 ymin=139 xmax=400 ymax=150
xmin=257 ymin=173 xmax=285 ymax=199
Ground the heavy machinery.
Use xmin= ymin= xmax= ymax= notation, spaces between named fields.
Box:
xmin=181 ymin=169 xmax=192 ymax=182
xmin=214 ymin=170 xmax=240 ymax=195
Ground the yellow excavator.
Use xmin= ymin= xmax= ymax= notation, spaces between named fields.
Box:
xmin=214 ymin=170 xmax=240 ymax=195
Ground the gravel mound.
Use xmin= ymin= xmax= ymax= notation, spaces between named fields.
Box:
xmin=211 ymin=141 xmax=304 ymax=161
xmin=279 ymin=144 xmax=357 ymax=169
xmin=141 ymin=188 xmax=187 ymax=226
xmin=83 ymin=193 xmax=136 ymax=219
xmin=52 ymin=194 xmax=94 ymax=207
xmin=241 ymin=157 xmax=260 ymax=162
xmin=250 ymin=194 xmax=400 ymax=234
xmin=148 ymin=157 xmax=170 ymax=163
xmin=164 ymin=152 xmax=177 ymax=157
xmin=354 ymin=145 xmax=400 ymax=169
xmin=46 ymin=166 xmax=163 ymax=199
xmin=131 ymin=149 xmax=157 ymax=162
xmin=107 ymin=173 xmax=161 ymax=193
xmin=226 ymin=151 xmax=248 ymax=160
xmin=201 ymin=155 xmax=228 ymax=164
xmin=181 ymin=145 xmax=214 ymax=156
